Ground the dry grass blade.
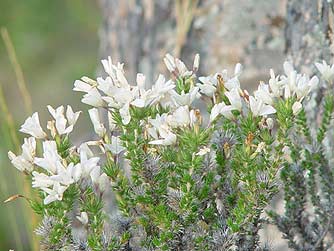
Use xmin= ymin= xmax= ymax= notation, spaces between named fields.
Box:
xmin=0 ymin=28 xmax=40 ymax=249
xmin=1 ymin=27 xmax=32 ymax=113
xmin=174 ymin=0 xmax=200 ymax=57
xmin=0 ymin=85 xmax=20 ymax=150
xmin=0 ymin=84 xmax=40 ymax=250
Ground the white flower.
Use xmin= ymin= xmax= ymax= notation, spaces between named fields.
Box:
xmin=216 ymin=63 xmax=243 ymax=91
xmin=197 ymin=75 xmax=217 ymax=96
xmin=8 ymin=152 xmax=31 ymax=172
xmin=164 ymin=53 xmax=193 ymax=77
xmin=78 ymin=147 xmax=100 ymax=179
xmin=78 ymin=142 xmax=94 ymax=158
xmin=34 ymin=141 xmax=61 ymax=174
xmin=167 ymin=106 xmax=191 ymax=128
xmin=66 ymin=105 xmax=81 ymax=126
xmin=224 ymin=77 xmax=241 ymax=91
xmin=315 ymin=61 xmax=334 ymax=82
xmin=295 ymin=75 xmax=319 ymax=100
xmin=136 ymin=73 xmax=146 ymax=90
xmin=249 ymin=96 xmax=276 ymax=117
xmin=164 ymin=53 xmax=176 ymax=73
xmin=73 ymin=79 xmax=94 ymax=93
xmin=115 ymin=65 xmax=129 ymax=88
xmin=148 ymin=75 xmax=175 ymax=106
xmin=171 ymin=87 xmax=201 ymax=106
xmin=147 ymin=114 xmax=168 ymax=139
xmin=225 ymin=88 xmax=242 ymax=111
xmin=51 ymin=162 xmax=81 ymax=186
xmin=269 ymin=69 xmax=283 ymax=97
xmin=193 ymin=54 xmax=200 ymax=71
xmin=210 ymin=102 xmax=233 ymax=122
xmin=82 ymin=88 xmax=104 ymax=107
xmin=281 ymin=61 xmax=319 ymax=100
xmin=196 ymin=146 xmax=211 ymax=156
xmin=42 ymin=182 xmax=68 ymax=204
xmin=107 ymin=111 xmax=116 ymax=131
xmin=32 ymin=171 xmax=56 ymax=189
xmin=97 ymin=77 xmax=113 ymax=96
xmin=105 ymin=136 xmax=126 ymax=155
xmin=88 ymin=108 xmax=106 ymax=137
xmin=47 ymin=105 xmax=76 ymax=135
xmin=90 ymin=166 xmax=109 ymax=192
xmin=20 ymin=112 xmax=47 ymax=139
xmin=282 ymin=61 xmax=297 ymax=99
xmin=234 ymin=63 xmax=243 ymax=77
xmin=76 ymin=212 xmax=88 ymax=225
xmin=189 ymin=109 xmax=199 ymax=127
xmin=149 ymin=130 xmax=177 ymax=146
xmin=119 ymin=102 xmax=131 ymax=125
xmin=8 ymin=137 xmax=36 ymax=172
xmin=101 ymin=56 xmax=115 ymax=77
xmin=254 ymin=82 xmax=273 ymax=105
xmin=148 ymin=114 xmax=177 ymax=145
xmin=266 ymin=118 xmax=274 ymax=130
xmin=292 ymin=101 xmax=302 ymax=115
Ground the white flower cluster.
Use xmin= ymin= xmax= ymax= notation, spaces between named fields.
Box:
xmin=9 ymin=54 xmax=331 ymax=205
xmin=8 ymin=105 xmax=109 ymax=204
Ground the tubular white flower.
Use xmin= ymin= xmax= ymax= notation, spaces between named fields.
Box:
xmin=225 ymin=88 xmax=243 ymax=111
xmin=97 ymin=76 xmax=113 ymax=96
xmin=148 ymin=114 xmax=177 ymax=146
xmin=315 ymin=61 xmax=334 ymax=82
xmin=66 ymin=105 xmax=81 ymax=126
xmin=107 ymin=111 xmax=116 ymax=131
xmin=167 ymin=106 xmax=191 ymax=128
xmin=20 ymin=112 xmax=47 ymax=139
xmin=82 ymin=88 xmax=104 ymax=107
xmin=148 ymin=75 xmax=175 ymax=106
xmin=42 ymin=182 xmax=68 ymax=205
xmin=73 ymin=79 xmax=93 ymax=93
xmin=196 ymin=146 xmax=211 ymax=156
xmin=47 ymin=105 xmax=74 ymax=135
xmin=282 ymin=61 xmax=297 ymax=99
xmin=88 ymin=108 xmax=106 ymax=137
xmin=234 ymin=63 xmax=243 ymax=77
xmin=292 ymin=101 xmax=303 ymax=115
xmin=164 ymin=53 xmax=193 ymax=77
xmin=193 ymin=54 xmax=200 ymax=71
xmin=34 ymin=141 xmax=61 ymax=174
xmin=101 ymin=56 xmax=115 ymax=77
xmin=171 ymin=87 xmax=201 ymax=106
xmin=9 ymin=137 xmax=37 ymax=172
xmin=32 ymin=171 xmax=56 ymax=188
xmin=51 ymin=162 xmax=81 ymax=186
xmin=295 ymin=75 xmax=319 ymax=100
xmin=149 ymin=131 xmax=177 ymax=146
xmin=119 ymin=102 xmax=131 ymax=125
xmin=249 ymin=96 xmax=276 ymax=117
xmin=197 ymin=75 xmax=217 ymax=96
xmin=164 ymin=54 xmax=176 ymax=73
xmin=269 ymin=69 xmax=283 ymax=97
xmin=136 ymin=73 xmax=146 ymax=90
xmin=105 ymin=136 xmax=126 ymax=155
xmin=210 ymin=102 xmax=234 ymax=122
xmin=77 ymin=212 xmax=89 ymax=225
xmin=254 ymin=82 xmax=273 ymax=105
xmin=78 ymin=147 xmax=100 ymax=179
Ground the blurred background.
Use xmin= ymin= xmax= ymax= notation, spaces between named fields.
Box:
xmin=0 ymin=1 xmax=100 ymax=250
xmin=0 ymin=0 xmax=332 ymax=250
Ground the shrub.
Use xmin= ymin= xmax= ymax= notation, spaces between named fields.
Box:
xmin=7 ymin=55 xmax=334 ymax=250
